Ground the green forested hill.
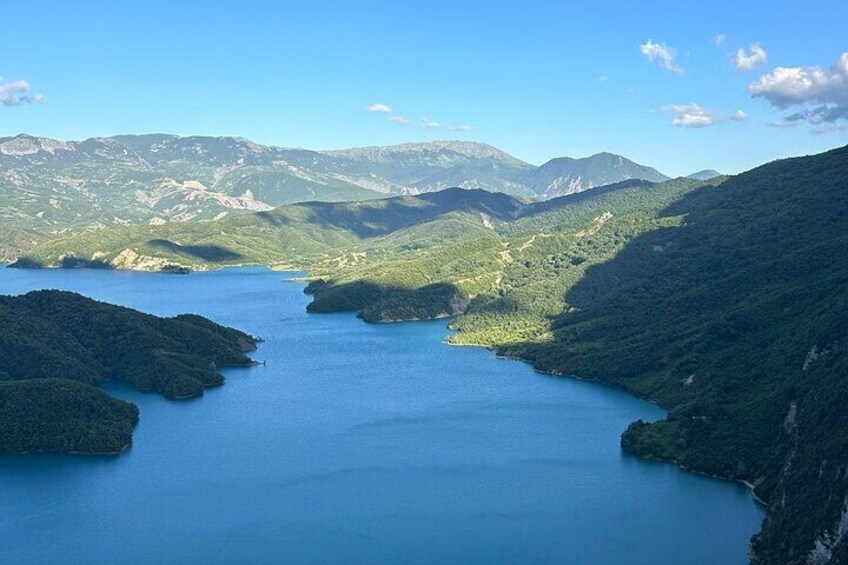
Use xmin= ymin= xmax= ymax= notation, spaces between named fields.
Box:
xmin=305 ymin=178 xmax=706 ymax=325
xmin=0 ymin=290 xmax=259 ymax=454
xmin=447 ymin=146 xmax=847 ymax=563
xmin=9 ymin=145 xmax=848 ymax=561
xmin=0 ymin=379 xmax=139 ymax=455
xmin=300 ymin=146 xmax=848 ymax=562
xmin=14 ymin=187 xmax=528 ymax=270
xmin=0 ymin=133 xmax=670 ymax=260
xmin=16 ymin=180 xmax=708 ymax=327
xmin=500 ymin=145 xmax=848 ymax=564
xmin=16 ymin=178 xmax=712 ymax=329
xmin=0 ymin=290 xmax=258 ymax=398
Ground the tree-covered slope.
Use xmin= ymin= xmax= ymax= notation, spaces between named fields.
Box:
xmin=0 ymin=379 xmax=139 ymax=455
xmin=305 ymin=178 xmax=706 ymax=325
xmin=0 ymin=290 xmax=260 ymax=455
xmin=303 ymin=146 xmax=848 ymax=562
xmin=489 ymin=146 xmax=848 ymax=563
xmin=0 ymin=134 xmax=385 ymax=261
xmin=16 ymin=179 xmax=709 ymax=329
xmin=304 ymin=235 xmax=503 ymax=322
xmin=8 ymin=142 xmax=848 ymax=559
xmin=14 ymin=187 xmax=527 ymax=271
xmin=0 ymin=133 xmax=668 ymax=260
xmin=0 ymin=290 xmax=258 ymax=399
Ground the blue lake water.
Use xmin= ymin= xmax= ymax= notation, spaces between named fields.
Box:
xmin=0 ymin=267 xmax=763 ymax=564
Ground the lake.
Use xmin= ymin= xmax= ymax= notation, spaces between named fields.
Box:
xmin=0 ymin=267 xmax=763 ymax=564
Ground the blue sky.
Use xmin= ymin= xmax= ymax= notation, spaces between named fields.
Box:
xmin=2 ymin=0 xmax=846 ymax=176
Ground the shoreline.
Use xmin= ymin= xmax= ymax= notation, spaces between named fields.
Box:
xmin=6 ymin=262 xmax=769 ymax=511
xmin=4 ymin=441 xmax=132 ymax=458
xmin=299 ymin=284 xmax=769 ymax=514
xmin=5 ymin=259 xmax=303 ymax=275
xmin=442 ymin=323 xmax=768 ymax=508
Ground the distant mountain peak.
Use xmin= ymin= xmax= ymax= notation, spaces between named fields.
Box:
xmin=525 ymin=152 xmax=669 ymax=198
xmin=0 ymin=134 xmax=75 ymax=156
xmin=324 ymin=140 xmax=530 ymax=167
xmin=0 ymin=132 xmax=673 ymax=260
xmin=687 ymin=169 xmax=722 ymax=180
xmin=589 ymin=151 xmax=621 ymax=159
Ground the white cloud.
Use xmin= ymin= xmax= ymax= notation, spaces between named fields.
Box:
xmin=387 ymin=114 xmax=472 ymax=131
xmin=658 ymin=103 xmax=748 ymax=128
xmin=640 ymin=39 xmax=683 ymax=74
xmin=749 ymin=52 xmax=848 ymax=126
xmin=661 ymin=103 xmax=714 ymax=127
xmin=597 ymin=75 xmax=609 ymax=83
xmin=767 ymin=120 xmax=800 ymax=128
xmin=0 ymin=78 xmax=45 ymax=106
xmin=811 ymin=123 xmax=848 ymax=135
xmin=731 ymin=109 xmax=748 ymax=121
xmin=735 ymin=44 xmax=768 ymax=71
xmin=366 ymin=103 xmax=392 ymax=113
xmin=714 ymin=34 xmax=726 ymax=46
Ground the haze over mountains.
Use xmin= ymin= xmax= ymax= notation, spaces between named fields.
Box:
xmin=0 ymin=133 xmax=680 ymax=258
xmin=687 ymin=169 xmax=723 ymax=181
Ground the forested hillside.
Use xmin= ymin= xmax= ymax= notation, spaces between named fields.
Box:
xmin=306 ymin=179 xmax=705 ymax=325
xmin=499 ymin=145 xmax=848 ymax=564
xmin=302 ymin=146 xmax=848 ymax=563
xmin=13 ymin=187 xmax=527 ymax=270
xmin=0 ymin=133 xmax=669 ymax=260
xmin=9 ymin=144 xmax=848 ymax=562
xmin=0 ymin=290 xmax=259 ymax=454
xmin=0 ymin=379 xmax=139 ymax=455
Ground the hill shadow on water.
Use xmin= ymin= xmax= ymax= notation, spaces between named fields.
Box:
xmin=503 ymin=145 xmax=848 ymax=563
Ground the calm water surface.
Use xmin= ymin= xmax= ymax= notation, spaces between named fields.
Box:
xmin=0 ymin=267 xmax=763 ymax=564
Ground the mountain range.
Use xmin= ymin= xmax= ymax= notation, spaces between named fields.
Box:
xmin=0 ymin=133 xmax=676 ymax=258
xmin=9 ymin=139 xmax=848 ymax=562
xmin=15 ymin=179 xmax=693 ymax=273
